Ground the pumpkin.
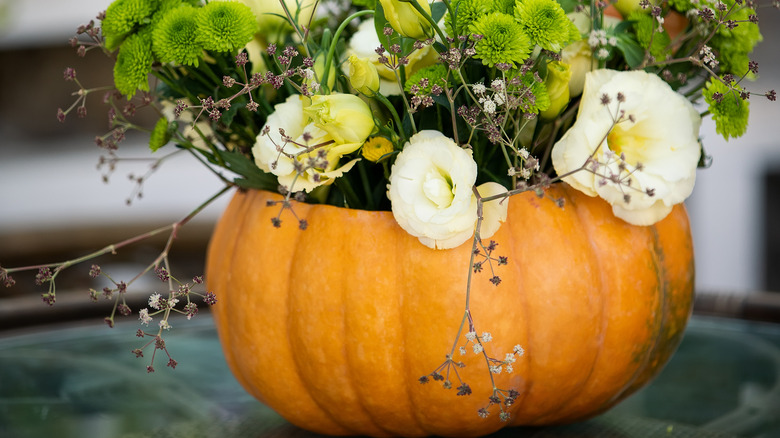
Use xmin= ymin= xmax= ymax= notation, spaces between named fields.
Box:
xmin=205 ymin=183 xmax=694 ymax=437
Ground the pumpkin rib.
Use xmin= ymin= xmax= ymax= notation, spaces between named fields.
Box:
xmin=284 ymin=204 xmax=378 ymax=435
xmin=534 ymin=187 xmax=609 ymax=422
xmin=249 ymin=193 xmax=352 ymax=434
xmin=397 ymin=238 xmax=432 ymax=437
xmin=504 ymin=201 xmax=533 ymax=426
xmin=338 ymin=228 xmax=400 ymax=437
xmin=595 ymin=223 xmax=670 ymax=413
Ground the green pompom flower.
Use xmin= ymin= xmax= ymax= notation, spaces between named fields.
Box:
xmin=703 ymin=77 xmax=749 ymax=140
xmin=445 ymin=0 xmax=493 ymax=38
xmin=507 ymin=70 xmax=550 ymax=114
xmin=629 ymin=11 xmax=671 ymax=60
xmin=153 ymin=5 xmax=203 ymax=66
xmin=113 ymin=32 xmax=154 ymax=97
xmin=471 ymin=12 xmax=532 ymax=67
xmin=404 ymin=64 xmax=460 ymax=94
xmin=492 ymin=0 xmax=516 ymax=14
xmin=514 ymin=0 xmax=579 ymax=52
xmin=710 ymin=4 xmax=762 ymax=76
xmin=102 ymin=0 xmax=159 ymax=50
xmin=149 ymin=117 xmax=172 ymax=152
xmin=197 ymin=1 xmax=257 ymax=53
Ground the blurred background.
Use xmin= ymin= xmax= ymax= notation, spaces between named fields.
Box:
xmin=0 ymin=0 xmax=779 ymax=327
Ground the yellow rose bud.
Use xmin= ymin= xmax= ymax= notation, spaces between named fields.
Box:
xmin=561 ymin=40 xmax=593 ymax=97
xmin=304 ymin=93 xmax=375 ymax=144
xmin=237 ymin=0 xmax=317 ymax=36
xmin=378 ymin=0 xmax=432 ymax=40
xmin=310 ymin=52 xmax=336 ymax=90
xmin=348 ymin=55 xmax=381 ymax=96
xmin=540 ymin=61 xmax=572 ymax=120
xmin=362 ymin=137 xmax=394 ymax=162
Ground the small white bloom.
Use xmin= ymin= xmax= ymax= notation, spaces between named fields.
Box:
xmin=483 ymin=100 xmax=496 ymax=114
xmin=491 ymin=79 xmax=505 ymax=91
xmin=489 ymin=365 xmax=502 ymax=374
xmin=597 ymin=48 xmax=610 ymax=59
xmin=387 ymin=131 xmax=509 ymax=249
xmin=519 ymin=148 xmax=530 ymax=159
xmin=513 ymin=344 xmax=525 ymax=356
xmin=302 ymin=68 xmax=315 ymax=80
xmin=473 ymin=83 xmax=486 ymax=94
xmin=159 ymin=319 xmax=171 ymax=330
xmin=459 ymin=346 xmax=467 ymax=355
xmin=504 ymin=353 xmax=516 ymax=363
xmin=465 ymin=331 xmax=478 ymax=341
xmin=505 ymin=364 xmax=514 ymax=373
xmin=472 ymin=343 xmax=484 ymax=354
xmin=139 ymin=308 xmax=152 ymax=325
xmin=492 ymin=93 xmax=505 ymax=106
xmin=608 ymin=36 xmax=618 ymax=46
xmin=552 ymin=69 xmax=701 ymax=225
xmin=148 ymin=293 xmax=161 ymax=310
xmin=481 ymin=332 xmax=492 ymax=343
xmin=168 ymin=297 xmax=179 ymax=308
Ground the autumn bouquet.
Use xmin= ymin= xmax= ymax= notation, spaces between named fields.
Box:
xmin=1 ymin=0 xmax=777 ymax=432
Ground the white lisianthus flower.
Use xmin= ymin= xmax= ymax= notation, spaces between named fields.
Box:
xmin=252 ymin=95 xmax=363 ymax=192
xmin=387 ymin=131 xmax=509 ymax=249
xmin=346 ymin=20 xmax=437 ymax=96
xmin=551 ymin=69 xmax=701 ymax=226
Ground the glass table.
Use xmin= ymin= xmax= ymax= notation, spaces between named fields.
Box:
xmin=1 ymin=314 xmax=778 ymax=438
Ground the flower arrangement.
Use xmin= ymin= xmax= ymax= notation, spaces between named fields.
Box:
xmin=1 ymin=0 xmax=777 ymax=426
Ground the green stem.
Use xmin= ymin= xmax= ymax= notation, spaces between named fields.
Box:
xmin=321 ymin=10 xmax=375 ymax=94
xmin=375 ymin=93 xmax=407 ymax=143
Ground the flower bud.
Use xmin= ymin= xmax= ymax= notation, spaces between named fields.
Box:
xmin=348 ymin=55 xmax=381 ymax=96
xmin=378 ymin=0 xmax=432 ymax=40
xmin=561 ymin=40 xmax=593 ymax=97
xmin=540 ymin=61 xmax=572 ymax=120
xmin=304 ymin=93 xmax=375 ymax=144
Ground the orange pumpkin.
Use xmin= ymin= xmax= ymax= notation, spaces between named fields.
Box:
xmin=205 ymin=183 xmax=694 ymax=437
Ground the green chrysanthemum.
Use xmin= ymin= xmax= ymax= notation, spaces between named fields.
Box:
xmin=710 ymin=4 xmax=762 ymax=76
xmin=102 ymin=0 xmax=159 ymax=50
xmin=149 ymin=117 xmax=172 ymax=152
xmin=492 ymin=0 xmax=515 ymax=14
xmin=507 ymin=70 xmax=550 ymax=114
xmin=113 ymin=32 xmax=154 ymax=97
xmin=197 ymin=1 xmax=257 ymax=53
xmin=153 ymin=5 xmax=203 ymax=66
xmin=404 ymin=64 xmax=460 ymax=94
xmin=514 ymin=0 xmax=579 ymax=52
xmin=629 ymin=11 xmax=671 ymax=60
xmin=445 ymin=0 xmax=493 ymax=38
xmin=703 ymin=78 xmax=749 ymax=140
xmin=470 ymin=12 xmax=532 ymax=67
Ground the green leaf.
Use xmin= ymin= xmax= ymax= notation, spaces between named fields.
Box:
xmin=215 ymin=149 xmax=278 ymax=191
xmin=431 ymin=1 xmax=447 ymax=23
xmin=615 ymin=33 xmax=644 ymax=69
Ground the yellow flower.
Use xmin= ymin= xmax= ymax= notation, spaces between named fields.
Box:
xmin=361 ymin=137 xmax=394 ymax=162
xmin=303 ymin=93 xmax=375 ymax=144
xmin=236 ymin=0 xmax=317 ymax=37
xmin=540 ymin=61 xmax=572 ymax=120
xmin=378 ymin=0 xmax=432 ymax=40
xmin=252 ymin=95 xmax=362 ymax=192
xmin=347 ymin=55 xmax=380 ymax=96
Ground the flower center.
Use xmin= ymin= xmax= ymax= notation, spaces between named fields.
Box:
xmin=423 ymin=167 xmax=455 ymax=208
xmin=607 ymin=122 xmax=650 ymax=167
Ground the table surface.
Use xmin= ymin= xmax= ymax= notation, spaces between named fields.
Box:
xmin=1 ymin=315 xmax=778 ymax=438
